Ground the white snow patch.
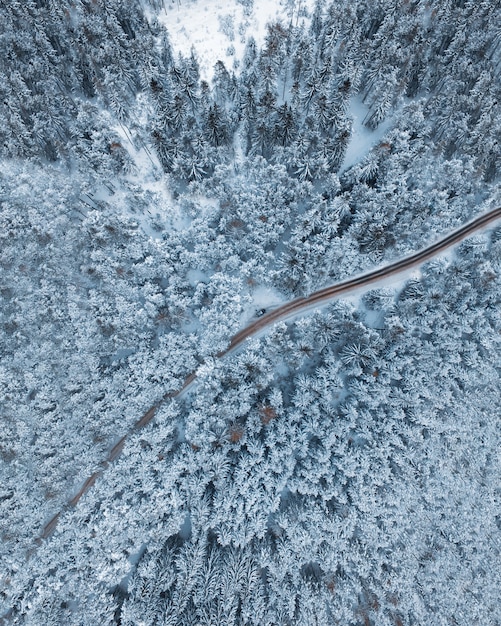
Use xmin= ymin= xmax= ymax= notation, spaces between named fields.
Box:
xmin=186 ymin=194 xmax=220 ymax=218
xmin=239 ymin=284 xmax=285 ymax=326
xmin=109 ymin=121 xmax=191 ymax=236
xmin=340 ymin=97 xmax=394 ymax=173
xmin=233 ymin=126 xmax=246 ymax=167
xmin=361 ymin=306 xmax=387 ymax=330
xmin=251 ymin=284 xmax=285 ymax=310
xmin=159 ymin=0 xmax=315 ymax=81
xmin=186 ymin=268 xmax=209 ymax=286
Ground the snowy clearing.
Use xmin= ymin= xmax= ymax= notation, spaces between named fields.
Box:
xmin=159 ymin=0 xmax=315 ymax=81
xmin=240 ymin=283 xmax=286 ymax=326
xmin=340 ymin=96 xmax=395 ymax=173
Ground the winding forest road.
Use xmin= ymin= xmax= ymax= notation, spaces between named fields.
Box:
xmin=223 ymin=206 xmax=501 ymax=353
xmin=39 ymin=206 xmax=501 ymax=540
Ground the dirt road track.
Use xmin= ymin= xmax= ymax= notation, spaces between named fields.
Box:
xmin=39 ymin=207 xmax=501 ymax=540
xmin=223 ymin=207 xmax=501 ymax=353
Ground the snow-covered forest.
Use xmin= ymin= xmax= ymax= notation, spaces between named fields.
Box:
xmin=1 ymin=0 xmax=500 ymax=624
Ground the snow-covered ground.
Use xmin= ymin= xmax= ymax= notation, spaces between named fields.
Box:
xmin=108 ymin=114 xmax=190 ymax=236
xmin=159 ymin=0 xmax=315 ymax=81
xmin=340 ymin=96 xmax=395 ymax=173
xmin=240 ymin=283 xmax=285 ymax=326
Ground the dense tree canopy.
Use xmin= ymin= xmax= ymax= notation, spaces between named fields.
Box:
xmin=1 ymin=0 xmax=500 ymax=624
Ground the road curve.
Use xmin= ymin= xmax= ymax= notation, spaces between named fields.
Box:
xmin=222 ymin=207 xmax=501 ymax=354
xmin=39 ymin=206 xmax=501 ymax=540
